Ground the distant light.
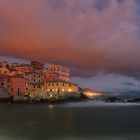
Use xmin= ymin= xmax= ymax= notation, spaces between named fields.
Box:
xmin=84 ymin=92 xmax=102 ymax=97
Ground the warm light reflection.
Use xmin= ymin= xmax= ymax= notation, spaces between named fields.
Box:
xmin=48 ymin=104 xmax=54 ymax=110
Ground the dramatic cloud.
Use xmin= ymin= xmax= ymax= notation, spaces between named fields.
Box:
xmin=0 ymin=0 xmax=140 ymax=77
xmin=72 ymin=74 xmax=140 ymax=93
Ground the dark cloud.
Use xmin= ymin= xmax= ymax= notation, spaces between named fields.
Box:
xmin=122 ymin=82 xmax=135 ymax=86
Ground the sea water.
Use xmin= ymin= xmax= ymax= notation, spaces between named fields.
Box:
xmin=0 ymin=101 xmax=140 ymax=140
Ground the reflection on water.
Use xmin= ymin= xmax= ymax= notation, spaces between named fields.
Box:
xmin=48 ymin=104 xmax=55 ymax=110
xmin=0 ymin=102 xmax=140 ymax=140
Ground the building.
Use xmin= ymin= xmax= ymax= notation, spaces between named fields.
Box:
xmin=30 ymin=72 xmax=44 ymax=92
xmin=45 ymin=80 xmax=80 ymax=99
xmin=0 ymin=74 xmax=9 ymax=87
xmin=46 ymin=81 xmax=79 ymax=93
xmin=8 ymin=75 xmax=25 ymax=97
xmin=23 ymin=72 xmax=32 ymax=96
xmin=0 ymin=67 xmax=10 ymax=75
xmin=14 ymin=64 xmax=33 ymax=73
xmin=31 ymin=61 xmax=44 ymax=70
xmin=0 ymin=60 xmax=8 ymax=67
xmin=45 ymin=64 xmax=70 ymax=82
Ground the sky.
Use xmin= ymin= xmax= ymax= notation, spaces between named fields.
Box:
xmin=1 ymin=0 xmax=140 ymax=93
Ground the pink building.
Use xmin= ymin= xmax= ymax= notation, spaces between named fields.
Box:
xmin=8 ymin=75 xmax=25 ymax=97
xmin=44 ymin=64 xmax=70 ymax=82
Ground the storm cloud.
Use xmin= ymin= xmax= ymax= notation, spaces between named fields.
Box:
xmin=0 ymin=0 xmax=140 ymax=77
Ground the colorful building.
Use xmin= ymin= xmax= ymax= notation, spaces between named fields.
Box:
xmin=30 ymin=72 xmax=44 ymax=92
xmin=0 ymin=67 xmax=10 ymax=75
xmin=8 ymin=75 xmax=25 ymax=97
xmin=45 ymin=64 xmax=70 ymax=82
xmin=31 ymin=61 xmax=44 ymax=70
xmin=0 ymin=60 xmax=8 ymax=67
xmin=0 ymin=74 xmax=9 ymax=87
xmin=23 ymin=72 xmax=32 ymax=95
xmin=14 ymin=64 xmax=33 ymax=73
xmin=45 ymin=80 xmax=80 ymax=100
xmin=46 ymin=81 xmax=79 ymax=93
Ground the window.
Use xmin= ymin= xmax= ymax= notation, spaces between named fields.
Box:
xmin=34 ymin=86 xmax=36 ymax=88
xmin=52 ymin=84 xmax=54 ymax=86
xmin=48 ymin=84 xmax=50 ymax=86
xmin=1 ymin=83 xmax=4 ymax=86
xmin=63 ymin=84 xmax=64 ymax=86
xmin=11 ymin=88 xmax=13 ymax=91
xmin=26 ymin=88 xmax=28 ymax=91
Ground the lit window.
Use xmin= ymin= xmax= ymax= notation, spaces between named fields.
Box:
xmin=62 ymin=89 xmax=65 ymax=92
xmin=68 ymin=89 xmax=72 ymax=92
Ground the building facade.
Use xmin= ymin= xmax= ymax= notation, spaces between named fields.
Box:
xmin=31 ymin=61 xmax=44 ymax=70
xmin=8 ymin=75 xmax=25 ymax=97
xmin=45 ymin=64 xmax=70 ymax=82
xmin=46 ymin=81 xmax=79 ymax=93
xmin=0 ymin=67 xmax=10 ymax=75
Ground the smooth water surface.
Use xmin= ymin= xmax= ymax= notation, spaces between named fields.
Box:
xmin=0 ymin=101 xmax=140 ymax=140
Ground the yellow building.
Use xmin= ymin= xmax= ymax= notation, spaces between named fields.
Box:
xmin=46 ymin=81 xmax=79 ymax=93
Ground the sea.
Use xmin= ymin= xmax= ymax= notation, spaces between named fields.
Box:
xmin=0 ymin=101 xmax=140 ymax=140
